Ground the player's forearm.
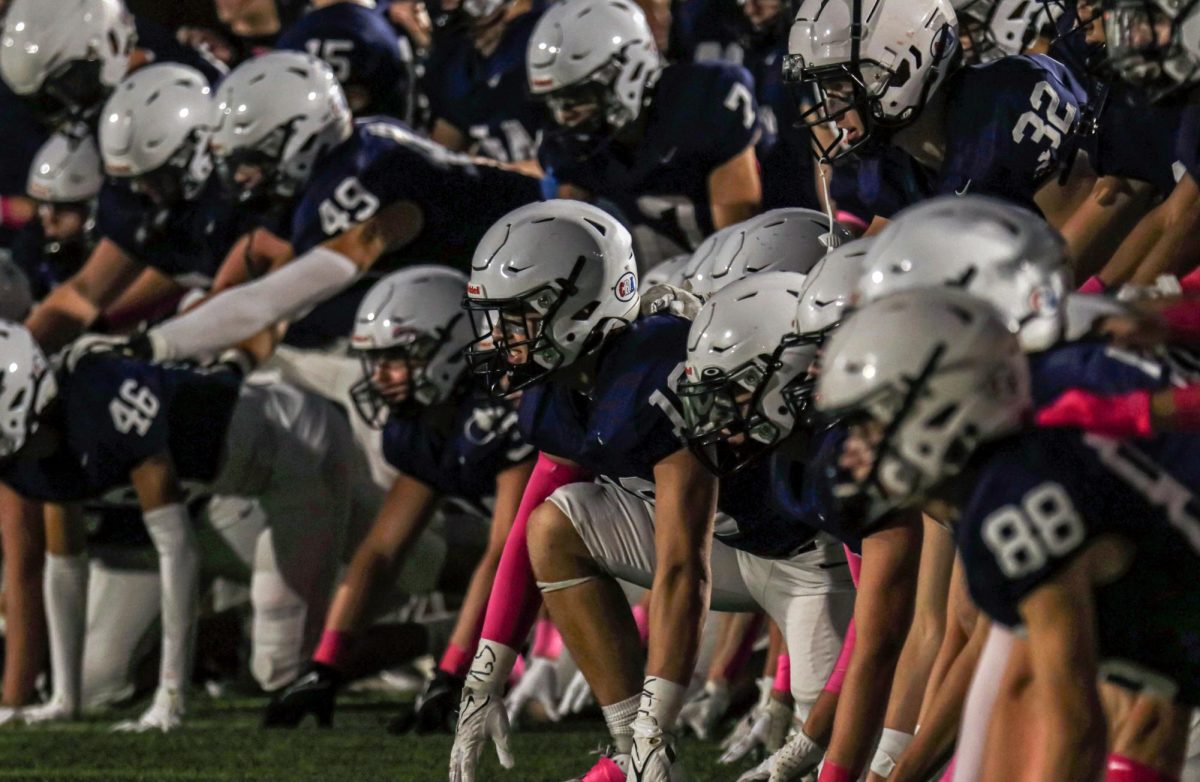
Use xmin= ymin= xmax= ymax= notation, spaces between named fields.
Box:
xmin=149 ymin=246 xmax=359 ymax=361
xmin=823 ymin=627 xmax=909 ymax=775
xmin=646 ymin=552 xmax=711 ymax=685
xmin=889 ymin=619 xmax=988 ymax=782
xmin=1033 ymin=677 xmax=1106 ymax=781
xmin=25 ymin=284 xmax=100 ymax=352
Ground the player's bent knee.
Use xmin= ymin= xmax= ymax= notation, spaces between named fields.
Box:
xmin=526 ymin=500 xmax=588 ymax=572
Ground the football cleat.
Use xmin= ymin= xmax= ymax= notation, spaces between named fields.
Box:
xmin=262 ymin=662 xmax=339 ymax=728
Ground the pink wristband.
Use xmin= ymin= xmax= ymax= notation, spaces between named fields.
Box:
xmin=772 ymin=653 xmax=791 ymax=695
xmin=818 ymin=760 xmax=857 ymax=782
xmin=938 ymin=755 xmax=956 ymax=782
xmin=438 ymin=642 xmax=473 ymax=678
xmin=313 ymin=629 xmax=351 ymax=669
xmin=532 ymin=618 xmax=564 ymax=659
xmin=1078 ymin=275 xmax=1108 ymax=294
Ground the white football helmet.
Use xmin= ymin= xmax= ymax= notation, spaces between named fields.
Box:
xmin=816 ymin=287 xmax=1029 ymax=521
xmin=680 ymin=209 xmax=851 ymax=300
xmin=986 ymin=0 xmax=1063 ymax=56
xmin=679 ymin=272 xmax=821 ymax=474
xmin=349 ymin=266 xmax=475 ymax=425
xmin=795 ymin=236 xmax=873 ymax=337
xmin=0 ymin=0 xmax=135 ymax=127
xmin=27 ymin=133 xmax=103 ymax=203
xmin=1104 ymin=0 xmax=1200 ymax=99
xmin=465 ymin=200 xmax=639 ymax=395
xmin=527 ymin=0 xmax=662 ymax=139
xmin=642 ymin=253 xmax=691 ymax=287
xmin=0 ymin=321 xmax=57 ymax=459
xmin=210 ymin=52 xmax=352 ymax=203
xmin=784 ymin=0 xmax=960 ymax=159
xmin=99 ymin=64 xmax=213 ymax=203
xmin=857 ymin=195 xmax=1070 ymax=352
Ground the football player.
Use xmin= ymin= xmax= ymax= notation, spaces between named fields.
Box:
xmin=262 ymin=266 xmax=535 ymax=731
xmin=425 ymin=0 xmax=546 ymax=167
xmin=114 ymin=51 xmax=549 ymax=368
xmin=816 ymin=288 xmax=1200 ymax=781
xmin=276 ymin=0 xmax=416 ymax=120
xmin=0 ymin=320 xmax=378 ymax=730
xmin=18 ymin=133 xmax=103 ymax=300
xmin=529 ymin=0 xmax=765 ymax=258
xmin=448 ymin=201 xmax=854 ymax=782
xmin=785 ymin=0 xmax=1091 ymax=222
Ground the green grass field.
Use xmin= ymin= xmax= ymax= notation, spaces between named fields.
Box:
xmin=0 ymin=693 xmax=747 ymax=782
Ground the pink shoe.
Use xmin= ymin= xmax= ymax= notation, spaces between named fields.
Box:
xmin=576 ymin=754 xmax=629 ymax=782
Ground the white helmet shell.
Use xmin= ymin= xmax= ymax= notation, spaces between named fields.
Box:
xmin=210 ymin=51 xmax=352 ymax=200
xmin=27 ymin=132 xmax=103 ymax=202
xmin=352 ymin=265 xmax=474 ymax=407
xmin=527 ymin=0 xmax=662 ymax=132
xmin=0 ymin=321 xmax=57 ymax=458
xmin=681 ymin=209 xmax=851 ymax=300
xmin=0 ymin=0 xmax=134 ymax=111
xmin=642 ymin=253 xmax=691 ymax=287
xmin=857 ymin=195 xmax=1070 ymax=352
xmin=99 ymin=64 xmax=213 ymax=197
xmin=795 ymin=236 xmax=873 ymax=335
xmin=816 ymin=287 xmax=1029 ymax=509
xmin=987 ymin=0 xmax=1062 ymax=56
xmin=467 ymin=199 xmax=639 ymax=374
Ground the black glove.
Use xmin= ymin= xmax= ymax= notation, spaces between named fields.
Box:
xmin=387 ymin=669 xmax=463 ymax=735
xmin=262 ymin=662 xmax=340 ymax=729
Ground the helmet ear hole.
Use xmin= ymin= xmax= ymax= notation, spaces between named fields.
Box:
xmin=570 ymin=301 xmax=599 ymax=321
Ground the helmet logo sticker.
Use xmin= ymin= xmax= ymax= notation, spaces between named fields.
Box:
xmin=615 ymin=271 xmax=637 ymax=301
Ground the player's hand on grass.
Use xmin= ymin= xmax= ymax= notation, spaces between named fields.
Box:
xmin=558 ymin=669 xmax=595 ymax=716
xmin=388 ymin=668 xmax=462 ymax=734
xmin=719 ymin=695 xmax=791 ymax=764
xmin=112 ymin=686 xmax=185 ymax=733
xmin=678 ymin=679 xmax=730 ymax=741
xmin=628 ymin=713 xmax=682 ymax=782
xmin=449 ymin=684 xmax=514 ymax=782
xmin=262 ymin=662 xmax=339 ymax=729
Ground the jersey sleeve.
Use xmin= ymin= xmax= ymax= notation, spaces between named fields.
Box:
xmin=380 ymin=416 xmax=441 ymax=490
xmin=957 ymin=443 xmax=1092 ymax=628
xmin=1030 ymin=343 xmax=1173 ymax=408
xmin=1175 ymin=105 xmax=1200 ymax=185
xmin=699 ymin=64 xmax=761 ymax=167
xmin=95 ymin=182 xmax=147 ymax=260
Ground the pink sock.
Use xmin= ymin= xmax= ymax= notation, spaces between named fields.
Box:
xmin=438 ymin=642 xmax=473 ymax=677
xmin=312 ymin=629 xmax=351 ymax=669
xmin=772 ymin=654 xmax=791 ymax=695
xmin=845 ymin=548 xmax=862 ymax=587
xmin=631 ymin=603 xmax=650 ymax=645
xmin=1078 ymin=275 xmax=1108 ymax=294
xmin=1106 ymin=754 xmax=1166 ymax=782
xmin=722 ymin=614 xmax=764 ymax=682
xmin=823 ymin=618 xmax=856 ymax=694
xmin=938 ymin=755 xmax=956 ymax=782
xmin=508 ymin=654 xmax=527 ymax=686
xmin=532 ymin=618 xmax=564 ymax=659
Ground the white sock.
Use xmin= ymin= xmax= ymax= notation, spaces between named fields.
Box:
xmin=43 ymin=553 xmax=87 ymax=710
xmin=602 ymin=694 xmax=639 ymax=754
xmin=143 ymin=504 xmax=199 ymax=693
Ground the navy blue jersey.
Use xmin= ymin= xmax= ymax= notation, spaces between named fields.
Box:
xmin=538 ymin=62 xmax=763 ymax=247
xmin=956 ymin=428 xmax=1200 ymax=705
xmin=936 ymin=55 xmax=1089 ymax=209
xmin=426 ymin=10 xmax=546 ymax=162
xmin=276 ymin=2 xmax=414 ymax=121
xmin=0 ymin=82 xmax=47 ymax=249
xmin=1176 ymin=106 xmax=1200 ymax=184
xmin=0 ymin=354 xmax=240 ymax=503
xmin=10 ymin=223 xmax=90 ymax=300
xmin=747 ymin=40 xmax=820 ymax=211
xmin=96 ymin=176 xmax=250 ymax=288
xmin=134 ymin=16 xmax=227 ymax=86
xmin=1029 ymin=341 xmax=1176 ymax=409
xmin=672 ymin=0 xmax=747 ymax=64
xmin=517 ymin=313 xmax=689 ymax=484
xmin=832 ymin=146 xmax=934 ymax=222
xmin=382 ymin=389 xmax=533 ymax=507
xmin=289 ymin=118 xmax=545 ymax=265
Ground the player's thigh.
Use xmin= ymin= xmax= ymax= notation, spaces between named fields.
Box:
xmin=546 ymin=480 xmax=758 ymax=611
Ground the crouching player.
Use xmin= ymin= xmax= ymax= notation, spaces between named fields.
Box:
xmin=817 ymin=289 xmax=1200 ymax=781
xmin=0 ymin=324 xmax=377 ymax=730
xmin=263 ymin=266 xmax=534 ymax=730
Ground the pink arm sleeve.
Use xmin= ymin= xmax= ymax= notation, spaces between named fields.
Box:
xmin=479 ymin=453 xmax=592 ymax=647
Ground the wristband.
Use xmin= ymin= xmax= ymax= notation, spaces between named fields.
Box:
xmin=818 ymin=760 xmax=857 ymax=782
